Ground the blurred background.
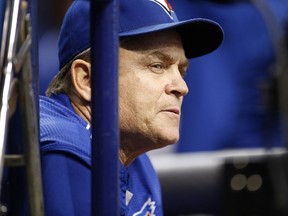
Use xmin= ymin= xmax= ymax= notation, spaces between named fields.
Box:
xmin=171 ymin=0 xmax=288 ymax=153
xmin=38 ymin=0 xmax=72 ymax=95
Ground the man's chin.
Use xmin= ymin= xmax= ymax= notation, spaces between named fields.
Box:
xmin=155 ymin=135 xmax=179 ymax=149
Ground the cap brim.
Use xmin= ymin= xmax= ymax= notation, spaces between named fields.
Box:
xmin=119 ymin=18 xmax=224 ymax=58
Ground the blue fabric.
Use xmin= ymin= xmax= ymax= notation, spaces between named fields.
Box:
xmin=39 ymin=93 xmax=163 ymax=215
xmin=170 ymin=0 xmax=288 ymax=152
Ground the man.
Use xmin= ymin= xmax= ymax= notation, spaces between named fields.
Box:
xmin=40 ymin=0 xmax=223 ymax=215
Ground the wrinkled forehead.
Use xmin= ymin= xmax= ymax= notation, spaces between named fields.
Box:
xmin=120 ymin=30 xmax=183 ymax=52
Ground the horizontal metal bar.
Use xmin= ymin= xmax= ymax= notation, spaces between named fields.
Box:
xmin=4 ymin=154 xmax=25 ymax=166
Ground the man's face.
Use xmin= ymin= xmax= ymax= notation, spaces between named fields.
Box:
xmin=118 ymin=30 xmax=189 ymax=151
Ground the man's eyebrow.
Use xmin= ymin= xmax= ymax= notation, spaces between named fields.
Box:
xmin=180 ymin=58 xmax=189 ymax=69
xmin=148 ymin=51 xmax=189 ymax=66
xmin=148 ymin=51 xmax=175 ymax=63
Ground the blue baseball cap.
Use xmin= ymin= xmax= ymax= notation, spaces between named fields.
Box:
xmin=58 ymin=0 xmax=224 ymax=69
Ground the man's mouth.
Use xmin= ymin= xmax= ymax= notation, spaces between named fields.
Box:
xmin=162 ymin=108 xmax=180 ymax=115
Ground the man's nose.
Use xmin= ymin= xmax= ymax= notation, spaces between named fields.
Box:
xmin=165 ymin=68 xmax=189 ymax=97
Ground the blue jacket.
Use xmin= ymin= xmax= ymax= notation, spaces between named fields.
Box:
xmin=40 ymin=93 xmax=163 ymax=215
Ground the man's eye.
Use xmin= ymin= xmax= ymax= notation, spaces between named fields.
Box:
xmin=179 ymin=68 xmax=187 ymax=78
xmin=149 ymin=63 xmax=164 ymax=73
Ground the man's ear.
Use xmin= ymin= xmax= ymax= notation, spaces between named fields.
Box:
xmin=70 ymin=59 xmax=91 ymax=102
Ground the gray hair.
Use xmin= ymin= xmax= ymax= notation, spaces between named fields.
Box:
xmin=45 ymin=48 xmax=91 ymax=97
xmin=45 ymin=37 xmax=141 ymax=97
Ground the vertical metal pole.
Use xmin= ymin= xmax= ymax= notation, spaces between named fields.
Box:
xmin=91 ymin=0 xmax=119 ymax=215
xmin=27 ymin=0 xmax=39 ymax=106
xmin=0 ymin=0 xmax=21 ymax=191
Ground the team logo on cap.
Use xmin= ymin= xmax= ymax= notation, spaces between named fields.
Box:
xmin=149 ymin=0 xmax=175 ymax=19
